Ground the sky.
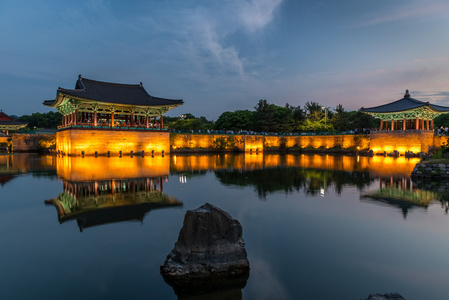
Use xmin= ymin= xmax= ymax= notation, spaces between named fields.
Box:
xmin=1 ymin=0 xmax=449 ymax=120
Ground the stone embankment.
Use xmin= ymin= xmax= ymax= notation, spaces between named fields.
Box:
xmin=411 ymin=161 xmax=449 ymax=180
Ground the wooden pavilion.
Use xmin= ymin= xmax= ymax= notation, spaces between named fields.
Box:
xmin=361 ymin=90 xmax=449 ymax=131
xmin=0 ymin=110 xmax=27 ymax=136
xmin=361 ymin=90 xmax=449 ymax=154
xmin=44 ymin=75 xmax=183 ymax=156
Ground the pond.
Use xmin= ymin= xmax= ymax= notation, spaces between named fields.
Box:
xmin=1 ymin=153 xmax=448 ymax=300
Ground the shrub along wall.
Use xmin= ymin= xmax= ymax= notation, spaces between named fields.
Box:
xmin=170 ymin=133 xmax=370 ymax=152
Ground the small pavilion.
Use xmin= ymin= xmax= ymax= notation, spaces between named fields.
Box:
xmin=0 ymin=110 xmax=27 ymax=136
xmin=361 ymin=90 xmax=449 ymax=131
xmin=44 ymin=75 xmax=183 ymax=156
xmin=361 ymin=90 xmax=449 ymax=154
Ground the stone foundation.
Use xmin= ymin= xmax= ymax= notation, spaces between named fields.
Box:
xmin=56 ymin=128 xmax=170 ymax=156
xmin=370 ymin=130 xmax=434 ymax=154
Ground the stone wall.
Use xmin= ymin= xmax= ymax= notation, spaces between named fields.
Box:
xmin=0 ymin=136 xmax=9 ymax=144
xmin=56 ymin=128 xmax=170 ymax=156
xmin=370 ymin=130 xmax=434 ymax=154
xmin=9 ymin=130 xmax=446 ymax=155
xmin=171 ymin=134 xmax=369 ymax=152
xmin=411 ymin=162 xmax=449 ymax=179
xmin=11 ymin=133 xmax=55 ymax=152
xmin=433 ymin=135 xmax=448 ymax=149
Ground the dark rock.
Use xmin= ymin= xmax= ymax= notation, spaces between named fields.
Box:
xmin=161 ymin=203 xmax=250 ymax=295
xmin=366 ymin=292 xmax=406 ymax=300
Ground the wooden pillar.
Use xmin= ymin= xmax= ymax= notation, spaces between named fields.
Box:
xmin=391 ymin=119 xmax=394 ymax=131
xmin=396 ymin=120 xmax=400 ymax=131
xmin=94 ymin=111 xmax=97 ymax=126
xmin=131 ymin=112 xmax=134 ymax=125
xmin=5 ymin=129 xmax=9 ymax=136
xmin=415 ymin=117 xmax=419 ymax=129
xmin=421 ymin=118 xmax=424 ymax=130
xmin=74 ymin=109 xmax=78 ymax=125
xmin=146 ymin=114 xmax=149 ymax=128
xmin=111 ymin=112 xmax=115 ymax=127
xmin=426 ymin=119 xmax=430 ymax=130
xmin=402 ymin=118 xmax=406 ymax=130
xmin=431 ymin=119 xmax=434 ymax=130
xmin=380 ymin=120 xmax=383 ymax=131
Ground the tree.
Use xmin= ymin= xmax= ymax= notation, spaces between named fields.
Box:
xmin=215 ymin=110 xmax=255 ymax=131
xmin=304 ymin=101 xmax=323 ymax=121
xmin=254 ymin=100 xmax=294 ymax=133
xmin=330 ymin=104 xmax=349 ymax=131
xmin=19 ymin=111 xmax=62 ymax=129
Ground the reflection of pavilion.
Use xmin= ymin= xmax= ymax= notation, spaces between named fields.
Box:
xmin=46 ymin=177 xmax=182 ymax=231
xmin=362 ymin=176 xmax=438 ymax=219
xmin=46 ymin=155 xmax=181 ymax=231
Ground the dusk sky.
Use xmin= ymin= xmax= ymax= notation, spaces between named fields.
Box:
xmin=1 ymin=0 xmax=449 ymax=120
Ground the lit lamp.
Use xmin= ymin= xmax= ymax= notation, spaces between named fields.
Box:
xmin=322 ymin=107 xmax=328 ymax=127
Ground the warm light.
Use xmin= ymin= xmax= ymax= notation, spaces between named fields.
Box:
xmin=56 ymin=156 xmax=170 ymax=181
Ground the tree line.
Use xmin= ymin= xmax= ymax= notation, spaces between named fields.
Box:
xmin=168 ymin=100 xmax=380 ymax=133
xmin=14 ymin=99 xmax=449 ymax=133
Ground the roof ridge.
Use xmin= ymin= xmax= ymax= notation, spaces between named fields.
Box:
xmin=81 ymin=77 xmax=142 ymax=88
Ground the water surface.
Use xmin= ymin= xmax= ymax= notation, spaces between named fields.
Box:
xmin=1 ymin=153 xmax=448 ymax=300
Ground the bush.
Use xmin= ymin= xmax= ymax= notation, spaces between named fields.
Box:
xmin=212 ymin=137 xmax=237 ymax=151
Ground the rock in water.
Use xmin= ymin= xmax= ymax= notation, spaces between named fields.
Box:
xmin=160 ymin=203 xmax=249 ymax=293
xmin=366 ymin=293 xmax=406 ymax=300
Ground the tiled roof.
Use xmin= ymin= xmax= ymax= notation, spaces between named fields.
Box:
xmin=361 ymin=90 xmax=449 ymax=113
xmin=0 ymin=111 xmax=27 ymax=126
xmin=45 ymin=75 xmax=183 ymax=107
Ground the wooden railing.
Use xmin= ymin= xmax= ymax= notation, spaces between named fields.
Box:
xmin=57 ymin=123 xmax=168 ymax=131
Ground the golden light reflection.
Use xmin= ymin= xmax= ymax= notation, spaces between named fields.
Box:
xmin=56 ymin=156 xmax=170 ymax=182
xmin=168 ymin=154 xmax=419 ymax=178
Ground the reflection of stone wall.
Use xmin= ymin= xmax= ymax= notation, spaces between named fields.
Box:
xmin=370 ymin=130 xmax=434 ymax=154
xmin=56 ymin=129 xmax=170 ymax=156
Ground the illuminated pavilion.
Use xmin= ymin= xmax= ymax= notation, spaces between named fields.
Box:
xmin=361 ymin=90 xmax=449 ymax=131
xmin=361 ymin=90 xmax=449 ymax=154
xmin=0 ymin=110 xmax=27 ymax=136
xmin=44 ymin=75 xmax=183 ymax=156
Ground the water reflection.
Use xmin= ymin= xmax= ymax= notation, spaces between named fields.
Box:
xmin=362 ymin=177 xmax=438 ymax=218
xmin=46 ymin=156 xmax=182 ymax=231
xmin=3 ymin=153 xmax=446 ymax=221
xmin=171 ymin=154 xmax=449 ymax=217
xmin=0 ymin=154 xmax=56 ymax=186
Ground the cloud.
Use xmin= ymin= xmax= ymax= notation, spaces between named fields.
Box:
xmin=238 ymin=0 xmax=282 ymax=32
xmin=347 ymin=1 xmax=449 ymax=28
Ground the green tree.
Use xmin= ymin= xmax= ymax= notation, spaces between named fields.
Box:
xmin=19 ymin=111 xmax=62 ymax=130
xmin=254 ymin=100 xmax=294 ymax=133
xmin=214 ymin=110 xmax=255 ymax=131
xmin=304 ymin=101 xmax=323 ymax=121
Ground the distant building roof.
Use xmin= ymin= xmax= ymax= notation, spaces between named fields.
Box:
xmin=44 ymin=75 xmax=183 ymax=107
xmin=0 ymin=110 xmax=27 ymax=127
xmin=361 ymin=90 xmax=449 ymax=113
